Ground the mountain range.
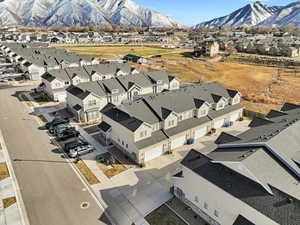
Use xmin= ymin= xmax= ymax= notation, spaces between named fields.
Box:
xmin=0 ymin=0 xmax=182 ymax=28
xmin=195 ymin=1 xmax=300 ymax=28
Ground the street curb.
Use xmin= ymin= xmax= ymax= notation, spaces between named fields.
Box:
xmin=51 ymin=138 xmax=118 ymax=225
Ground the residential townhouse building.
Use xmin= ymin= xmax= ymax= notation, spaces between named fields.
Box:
xmin=99 ymin=82 xmax=243 ymax=164
xmin=0 ymin=42 xmax=99 ymax=79
xmin=66 ymin=71 xmax=180 ymax=122
xmin=41 ymin=63 xmax=138 ymax=102
xmin=173 ymin=103 xmax=300 ymax=225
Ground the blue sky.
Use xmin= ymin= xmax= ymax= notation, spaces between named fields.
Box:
xmin=134 ymin=0 xmax=296 ymax=26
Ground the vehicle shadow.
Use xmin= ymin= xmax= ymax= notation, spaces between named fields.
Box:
xmin=51 ymin=148 xmax=63 ymax=154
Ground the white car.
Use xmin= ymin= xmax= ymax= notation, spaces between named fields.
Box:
xmin=68 ymin=145 xmax=94 ymax=158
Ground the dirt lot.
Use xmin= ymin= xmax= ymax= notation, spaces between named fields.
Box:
xmin=61 ymin=45 xmax=300 ymax=114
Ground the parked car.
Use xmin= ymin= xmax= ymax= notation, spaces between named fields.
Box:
xmin=46 ymin=117 xmax=69 ymax=130
xmin=56 ymin=128 xmax=80 ymax=141
xmin=68 ymin=145 xmax=95 ymax=158
xmin=55 ymin=124 xmax=74 ymax=136
xmin=49 ymin=123 xmax=70 ymax=135
xmin=0 ymin=67 xmax=15 ymax=74
xmin=64 ymin=140 xmax=89 ymax=153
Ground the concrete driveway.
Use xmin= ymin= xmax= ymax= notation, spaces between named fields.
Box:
xmin=92 ymin=120 xmax=251 ymax=225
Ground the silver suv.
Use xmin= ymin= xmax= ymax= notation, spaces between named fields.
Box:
xmin=68 ymin=145 xmax=95 ymax=158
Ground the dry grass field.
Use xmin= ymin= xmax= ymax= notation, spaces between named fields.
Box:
xmin=57 ymin=45 xmax=183 ymax=60
xmin=61 ymin=45 xmax=300 ymax=114
xmin=149 ymin=57 xmax=300 ymax=114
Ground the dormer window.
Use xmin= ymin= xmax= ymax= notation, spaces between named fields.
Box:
xmin=88 ymin=100 xmax=97 ymax=106
xmin=168 ymin=120 xmax=175 ymax=127
xmin=218 ymin=102 xmax=224 ymax=109
xmin=199 ymin=109 xmax=207 ymax=116
xmin=140 ymin=130 xmax=148 ymax=138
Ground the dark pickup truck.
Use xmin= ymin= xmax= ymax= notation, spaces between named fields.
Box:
xmin=46 ymin=117 xmax=69 ymax=130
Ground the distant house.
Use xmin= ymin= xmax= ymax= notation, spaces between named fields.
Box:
xmin=194 ymin=41 xmax=219 ymax=57
xmin=41 ymin=63 xmax=137 ymax=102
xmin=0 ymin=42 xmax=100 ymax=80
xmin=123 ymin=54 xmax=147 ymax=64
xmin=50 ymin=37 xmax=60 ymax=43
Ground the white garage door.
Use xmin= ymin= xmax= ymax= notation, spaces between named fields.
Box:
xmin=230 ymin=113 xmax=240 ymax=122
xmin=213 ymin=119 xmax=225 ymax=129
xmin=171 ymin=136 xmax=186 ymax=149
xmin=87 ymin=111 xmax=99 ymax=121
xmin=144 ymin=146 xmax=163 ymax=162
xmin=56 ymin=93 xmax=66 ymax=102
xmin=195 ymin=127 xmax=207 ymax=139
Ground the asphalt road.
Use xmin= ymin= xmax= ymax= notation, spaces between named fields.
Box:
xmin=0 ymin=86 xmax=111 ymax=225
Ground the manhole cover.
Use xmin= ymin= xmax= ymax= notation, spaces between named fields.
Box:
xmin=80 ymin=202 xmax=90 ymax=209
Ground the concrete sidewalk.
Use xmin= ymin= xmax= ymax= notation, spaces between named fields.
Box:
xmin=0 ymin=132 xmax=26 ymax=225
xmin=75 ymin=127 xmax=152 ymax=225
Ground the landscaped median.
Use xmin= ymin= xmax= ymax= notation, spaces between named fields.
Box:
xmin=0 ymin=162 xmax=9 ymax=180
xmin=75 ymin=160 xmax=100 ymax=185
xmin=3 ymin=196 xmax=16 ymax=208
xmin=96 ymin=153 xmax=128 ymax=178
xmin=0 ymin=162 xmax=18 ymax=210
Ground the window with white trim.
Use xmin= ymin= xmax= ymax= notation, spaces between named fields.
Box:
xmin=214 ymin=210 xmax=219 ymax=217
xmin=204 ymin=202 xmax=208 ymax=210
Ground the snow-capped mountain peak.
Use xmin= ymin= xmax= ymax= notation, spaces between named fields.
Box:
xmin=194 ymin=1 xmax=278 ymax=28
xmin=258 ymin=1 xmax=300 ymax=27
xmin=0 ymin=0 xmax=182 ymax=28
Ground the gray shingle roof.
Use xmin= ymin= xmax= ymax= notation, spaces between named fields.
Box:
xmin=165 ymin=117 xmax=210 ymax=137
xmin=232 ymin=215 xmax=255 ymax=225
xmin=116 ymin=73 xmax=153 ymax=90
xmin=41 ymin=72 xmax=55 ymax=82
xmin=98 ymin=121 xmax=111 ymax=132
xmin=181 ymin=150 xmax=300 ymax=225
xmin=101 ymin=104 xmax=144 ymax=132
xmin=66 ymin=85 xmax=90 ymax=100
xmin=215 ymin=132 xmax=242 ymax=144
xmin=73 ymin=104 xmax=82 ymax=111
xmin=208 ymin=104 xmax=243 ymax=119
xmin=135 ymin=130 xmax=168 ymax=150
xmin=44 ymin=68 xmax=70 ymax=82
